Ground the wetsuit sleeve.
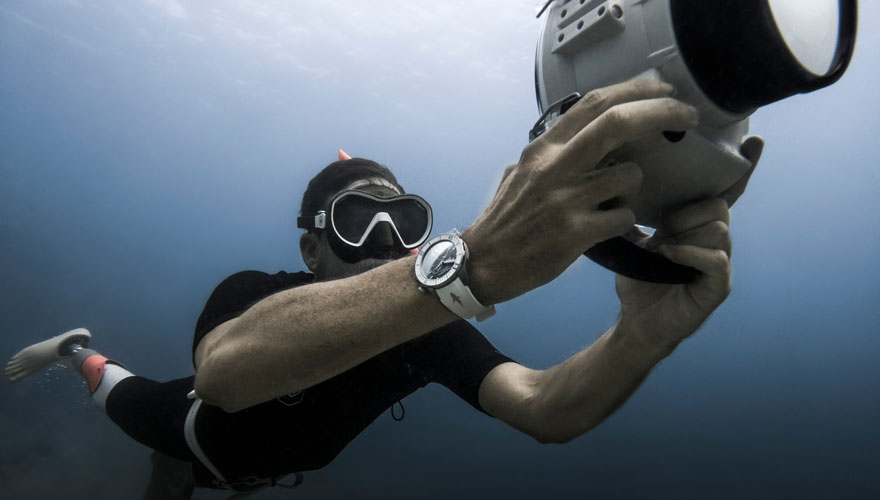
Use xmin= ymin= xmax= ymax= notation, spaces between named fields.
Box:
xmin=415 ymin=320 xmax=515 ymax=416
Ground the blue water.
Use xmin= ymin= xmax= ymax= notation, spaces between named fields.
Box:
xmin=1 ymin=1 xmax=878 ymax=498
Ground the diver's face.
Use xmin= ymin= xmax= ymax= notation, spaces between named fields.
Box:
xmin=308 ymin=177 xmax=407 ymax=281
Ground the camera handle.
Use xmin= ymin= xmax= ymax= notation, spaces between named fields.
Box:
xmin=584 ymin=235 xmax=699 ymax=284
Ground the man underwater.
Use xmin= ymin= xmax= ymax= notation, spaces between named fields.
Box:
xmin=6 ymin=80 xmax=763 ymax=498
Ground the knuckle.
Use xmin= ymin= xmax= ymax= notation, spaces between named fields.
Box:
xmin=713 ymin=249 xmax=731 ymax=270
xmin=708 ymin=220 xmax=729 ymax=238
xmin=709 ymin=197 xmax=730 ymax=218
xmin=710 ymin=196 xmax=729 ymax=210
xmin=601 ymin=106 xmax=626 ymax=129
xmin=632 ymin=78 xmax=656 ymax=94
xmin=658 ymin=96 xmax=678 ymax=111
xmin=547 ymin=186 xmax=571 ymax=209
xmin=721 ymin=231 xmax=733 ymax=252
xmin=661 ymin=97 xmax=698 ymax=128
xmin=594 ymin=107 xmax=628 ymax=152
xmin=522 ymin=165 xmax=545 ymax=192
xmin=562 ymin=209 xmax=582 ymax=232
xmin=598 ymin=163 xmax=642 ymax=199
xmin=519 ymin=144 xmax=556 ymax=176
xmin=520 ymin=141 xmax=540 ymax=164
xmin=581 ymin=88 xmax=608 ymax=110
xmin=660 ymin=97 xmax=687 ymax=116
xmin=620 ymin=162 xmax=644 ymax=187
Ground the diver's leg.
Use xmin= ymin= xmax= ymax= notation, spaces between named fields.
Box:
xmin=5 ymin=328 xmax=93 ymax=381
xmin=7 ymin=329 xmax=200 ymax=496
xmin=5 ymin=328 xmax=136 ymax=407
xmin=69 ymin=345 xmax=137 ymax=409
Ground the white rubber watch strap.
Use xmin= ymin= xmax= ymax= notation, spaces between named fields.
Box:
xmin=437 ymin=276 xmax=496 ymax=322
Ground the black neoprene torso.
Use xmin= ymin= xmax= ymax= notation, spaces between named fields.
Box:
xmin=191 ymin=270 xmax=513 ymax=479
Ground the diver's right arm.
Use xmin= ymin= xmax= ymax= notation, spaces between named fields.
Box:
xmin=193 ymin=79 xmax=699 ymax=413
xmin=194 ymin=256 xmax=458 ymax=412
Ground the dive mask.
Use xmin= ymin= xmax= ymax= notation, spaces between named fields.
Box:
xmin=298 ymin=190 xmax=433 ymax=263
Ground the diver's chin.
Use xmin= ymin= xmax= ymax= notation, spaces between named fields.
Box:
xmin=354 ymin=252 xmax=407 ymax=271
xmin=332 ymin=253 xmax=406 ymax=280
xmin=355 ymin=258 xmax=395 ymax=272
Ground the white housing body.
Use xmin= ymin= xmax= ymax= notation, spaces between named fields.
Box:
xmin=536 ymin=0 xmax=754 ymax=226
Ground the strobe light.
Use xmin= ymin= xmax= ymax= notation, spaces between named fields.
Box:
xmin=532 ymin=0 xmax=857 ymax=282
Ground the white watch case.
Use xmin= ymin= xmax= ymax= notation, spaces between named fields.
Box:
xmin=414 ymin=231 xmax=495 ymax=322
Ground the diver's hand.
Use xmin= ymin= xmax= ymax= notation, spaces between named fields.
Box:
xmin=615 ymin=137 xmax=763 ymax=345
xmin=722 ymin=136 xmax=764 ymax=208
xmin=615 ymin=198 xmax=733 ymax=344
xmin=463 ymin=79 xmax=699 ymax=305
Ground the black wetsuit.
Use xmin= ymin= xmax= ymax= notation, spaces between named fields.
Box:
xmin=105 ymin=270 xmax=513 ymax=487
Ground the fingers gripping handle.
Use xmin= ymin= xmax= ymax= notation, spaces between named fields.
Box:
xmin=530 ymin=87 xmax=705 ymax=283
xmin=584 ymin=236 xmax=700 ymax=284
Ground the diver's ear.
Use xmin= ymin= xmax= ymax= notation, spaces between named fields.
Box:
xmin=300 ymin=232 xmax=321 ymax=272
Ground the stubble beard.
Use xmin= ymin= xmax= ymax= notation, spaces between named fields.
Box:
xmin=320 ymin=255 xmax=402 ymax=282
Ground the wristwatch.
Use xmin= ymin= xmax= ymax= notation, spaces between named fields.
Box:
xmin=414 ymin=230 xmax=495 ymax=322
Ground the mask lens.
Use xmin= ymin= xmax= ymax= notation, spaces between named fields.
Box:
xmin=384 ymin=198 xmax=430 ymax=245
xmin=331 ymin=192 xmax=431 ymax=247
xmin=332 ymin=194 xmax=382 ymax=244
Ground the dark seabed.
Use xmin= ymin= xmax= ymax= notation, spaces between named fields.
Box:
xmin=1 ymin=1 xmax=878 ymax=499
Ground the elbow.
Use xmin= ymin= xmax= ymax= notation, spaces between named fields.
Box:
xmin=527 ymin=405 xmax=598 ymax=445
xmin=531 ymin=434 xmax=561 ymax=445
xmin=193 ymin=364 xmax=231 ymax=410
xmin=543 ymin=433 xmax=576 ymax=445
xmin=194 ymin=354 xmax=249 ymax=413
xmin=193 ymin=320 xmax=252 ymax=412
xmin=505 ymin=381 xmax=584 ymax=444
xmin=194 ymin=340 xmax=310 ymax=413
xmin=516 ymin=407 xmax=574 ymax=445
xmin=531 ymin=428 xmax=576 ymax=445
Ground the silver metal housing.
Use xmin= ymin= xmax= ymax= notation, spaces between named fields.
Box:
xmin=535 ymin=0 xmax=754 ymax=226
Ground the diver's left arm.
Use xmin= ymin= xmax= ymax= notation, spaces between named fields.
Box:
xmin=478 ymin=198 xmax=732 ymax=444
xmin=478 ymin=138 xmax=763 ymax=444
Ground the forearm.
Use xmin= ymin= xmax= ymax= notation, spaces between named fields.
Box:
xmin=532 ymin=317 xmax=681 ymax=442
xmin=194 ymin=255 xmax=457 ymax=411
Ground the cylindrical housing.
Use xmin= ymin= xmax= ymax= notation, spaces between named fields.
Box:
xmin=670 ymin=0 xmax=858 ymax=114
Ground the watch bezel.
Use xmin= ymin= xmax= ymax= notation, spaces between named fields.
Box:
xmin=414 ymin=232 xmax=467 ymax=289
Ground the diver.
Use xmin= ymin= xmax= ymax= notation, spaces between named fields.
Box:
xmin=5 ymin=80 xmax=763 ymax=498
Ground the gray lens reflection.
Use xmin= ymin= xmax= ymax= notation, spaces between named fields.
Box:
xmin=768 ymin=0 xmax=840 ymax=75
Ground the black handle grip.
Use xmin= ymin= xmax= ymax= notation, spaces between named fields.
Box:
xmin=584 ymin=235 xmax=700 ymax=284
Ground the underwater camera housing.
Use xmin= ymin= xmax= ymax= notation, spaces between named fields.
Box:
xmin=531 ymin=0 xmax=857 ymax=283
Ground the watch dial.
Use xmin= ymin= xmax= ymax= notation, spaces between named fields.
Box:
xmin=422 ymin=240 xmax=457 ymax=280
